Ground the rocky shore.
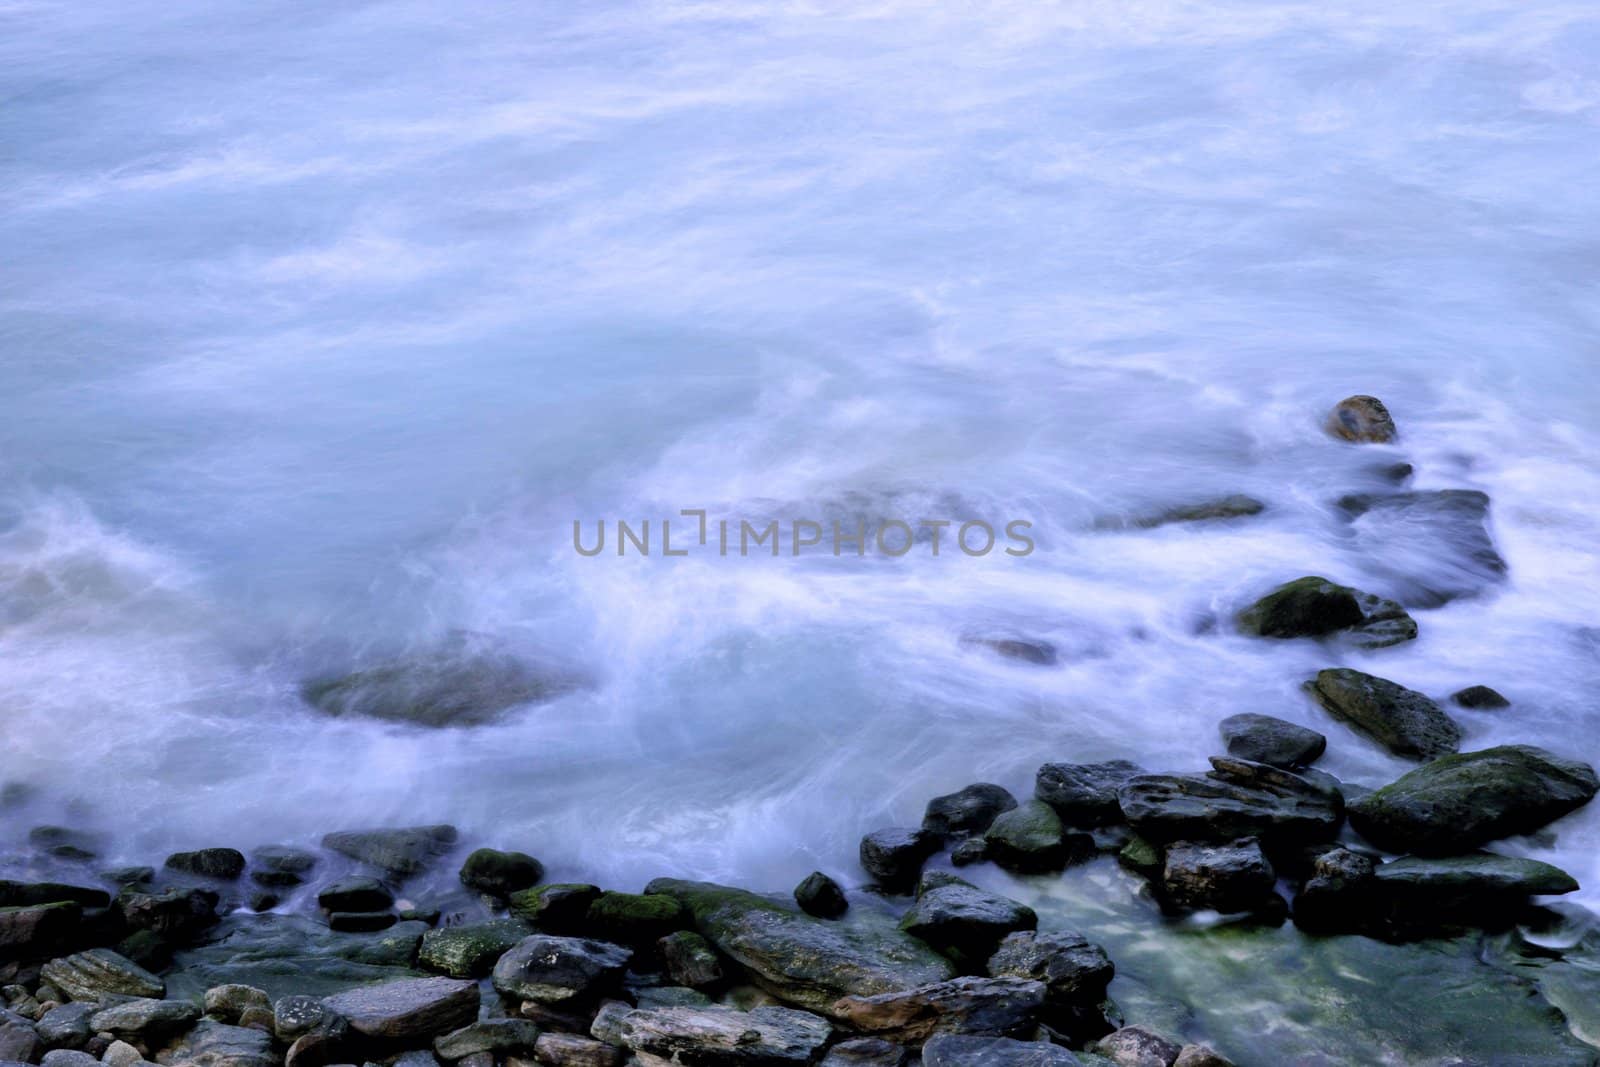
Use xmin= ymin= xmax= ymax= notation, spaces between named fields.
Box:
xmin=4 ymin=396 xmax=1597 ymax=1066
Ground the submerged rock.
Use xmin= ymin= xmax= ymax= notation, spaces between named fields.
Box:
xmin=1217 ymin=714 xmax=1325 ymax=769
xmin=969 ymin=638 xmax=1060 ymax=666
xmin=1162 ymin=839 xmax=1277 ymax=914
xmin=321 ymin=976 xmax=478 ymax=1041
xmin=921 ymin=1033 xmax=1082 ymax=1066
xmin=899 ymin=875 xmax=1036 ymax=967
xmin=1118 ymin=761 xmax=1341 ymax=846
xmin=301 ymin=646 xmax=575 ymax=729
xmin=984 ymin=801 xmax=1092 ymax=873
xmin=321 ymin=825 xmax=458 ymax=881
xmin=644 ymin=879 xmax=955 ymax=1017
xmin=859 ymin=829 xmax=939 ymax=892
xmin=1451 ymin=685 xmax=1510 ymax=709
xmin=923 ymin=783 xmax=1019 ymax=840
xmin=611 ymin=1004 xmax=832 ymax=1065
xmin=1097 ymin=495 xmax=1266 ymax=531
xmin=1237 ymin=576 xmax=1416 ymax=649
xmin=1348 ymin=746 xmax=1599 ymax=855
xmin=1034 ymin=762 xmax=1145 ymax=827
xmin=830 ymin=976 xmax=1046 ymax=1043
xmin=1325 ymin=395 xmax=1397 ymax=443
xmin=1336 ymin=490 xmax=1507 ymax=607
xmin=794 ymin=872 xmax=849 ymax=919
xmin=1304 ymin=668 xmax=1461 ymax=760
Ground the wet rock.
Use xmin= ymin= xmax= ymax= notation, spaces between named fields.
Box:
xmin=950 ymin=838 xmax=989 ymax=867
xmin=1325 ymin=395 xmax=1397 ymax=443
xmin=432 ymin=1019 xmax=540 ymax=1060
xmin=0 ymin=1010 xmax=39 ymax=1063
xmin=1217 ymin=714 xmax=1325 ymax=769
xmin=301 ymin=649 xmax=571 ymax=729
xmin=658 ymin=931 xmax=723 ymax=988
xmin=831 ymin=976 xmax=1045 ymax=1043
xmin=90 ymin=999 xmax=201 ymax=1041
xmin=859 ymin=829 xmax=939 ymax=893
xmin=1452 ymin=685 xmax=1510 ymax=710
xmin=1336 ymin=490 xmax=1506 ymax=607
xmin=794 ymin=873 xmax=848 ymax=919
xmin=1118 ymin=761 xmax=1341 ymax=846
xmin=1348 ymin=745 xmax=1600 ymax=855
xmin=41 ymin=1052 xmax=99 ymax=1067
xmin=533 ymin=1031 xmax=622 ymax=1067
xmin=583 ymin=892 xmax=686 ymax=947
xmin=458 ymin=849 xmax=543 ymax=898
xmin=984 ymin=801 xmax=1091 ymax=874
xmin=921 ymin=1034 xmax=1081 ymax=1066
xmin=0 ymin=882 xmax=110 ymax=909
xmin=321 ymin=977 xmax=478 ymax=1041
xmin=165 ymin=850 xmax=246 ymax=881
xmin=1098 ymin=495 xmax=1265 ymax=531
xmin=899 ymin=875 xmax=1036 ymax=967
xmin=1095 ymin=1025 xmax=1183 ymax=1067
xmin=923 ymin=784 xmax=1019 ymax=840
xmin=118 ymin=887 xmax=220 ymax=942
xmin=819 ymin=1037 xmax=909 ymax=1066
xmin=1304 ymin=669 xmax=1461 ymax=760
xmin=320 ymin=826 xmax=457 ymax=882
xmin=245 ymin=891 xmax=278 ymax=913
xmin=643 ymin=879 xmax=955 ymax=1016
xmin=249 ymin=848 xmax=317 ymax=889
xmin=41 ymin=949 xmax=165 ymax=1002
xmin=612 ymin=1004 xmax=831 ymax=1065
xmin=986 ymin=931 xmax=1114 ymax=1008
xmin=202 ymin=985 xmax=270 ymax=1024
xmin=284 ymin=1027 xmax=348 ymax=1067
xmin=161 ymin=914 xmax=427 ymax=1002
xmin=29 ymin=827 xmax=102 ymax=861
xmin=491 ymin=935 xmax=631 ymax=1005
xmin=1291 ymin=848 xmax=1379 ymax=934
xmin=1034 ymin=762 xmax=1145 ymax=828
xmin=154 ymin=1020 xmax=275 ymax=1067
xmin=327 ymin=912 xmax=396 ymax=933
xmin=100 ymin=1039 xmax=143 ymax=1067
xmin=35 ymin=1003 xmax=95 ymax=1050
xmin=0 ymin=902 xmax=81 ymax=954
xmin=507 ymin=884 xmax=600 ymax=933
xmin=417 ymin=917 xmax=531 ymax=979
xmin=1237 ymin=577 xmax=1416 ymax=648
xmin=1172 ymin=1046 xmax=1234 ymax=1067
xmin=1374 ymin=853 xmax=1579 ymax=900
xmin=317 ymin=880 xmax=393 ymax=914
xmin=1162 ymin=839 xmax=1277 ymax=914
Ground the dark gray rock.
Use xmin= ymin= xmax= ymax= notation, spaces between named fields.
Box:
xmin=1336 ymin=490 xmax=1507 ymax=607
xmin=1162 ymin=839 xmax=1277 ymax=914
xmin=1373 ymin=853 xmax=1579 ymax=899
xmin=924 ymin=784 xmax=1019 ymax=840
xmin=859 ymin=829 xmax=939 ymax=892
xmin=89 ymin=999 xmax=201 ymax=1040
xmin=830 ymin=976 xmax=1045 ymax=1043
xmin=0 ymin=881 xmax=109 ymax=909
xmin=820 ymin=1037 xmax=910 ymax=1066
xmin=1097 ymin=495 xmax=1265 ymax=531
xmin=458 ymin=849 xmax=543 ymax=898
xmin=41 ymin=949 xmax=165 ymax=1002
xmin=984 ymin=801 xmax=1091 ymax=873
xmin=986 ymin=931 xmax=1113 ymax=1007
xmin=506 ymin=884 xmax=600 ymax=932
xmin=41 ymin=1051 xmax=99 ymax=1067
xmin=1238 ymin=576 xmax=1417 ymax=648
xmin=154 ymin=1020 xmax=276 ymax=1067
xmin=320 ymin=826 xmax=458 ymax=881
xmin=165 ymin=849 xmax=246 ymax=881
xmin=273 ymin=994 xmax=334 ymax=1041
xmin=922 ymin=1034 xmax=1081 ymax=1066
xmin=659 ymin=930 xmax=723 ymax=988
xmin=417 ymin=917 xmax=531 ymax=978
xmin=249 ymin=848 xmax=318 ymax=889
xmin=119 ymin=887 xmax=220 ymax=941
xmin=162 ymin=913 xmax=427 ymax=1002
xmin=1452 ymin=685 xmax=1510 ymax=709
xmin=612 ymin=1004 xmax=831 ymax=1065
xmin=1292 ymin=848 xmax=1379 ymax=934
xmin=490 ymin=935 xmax=631 ymax=1005
xmin=794 ymin=872 xmax=848 ymax=919
xmin=317 ymin=879 xmax=393 ymax=913
xmin=35 ymin=1003 xmax=95 ymax=1050
xmin=1325 ymin=394 xmax=1397 ymax=443
xmin=432 ymin=1019 xmax=541 ymax=1060
xmin=1348 ymin=745 xmax=1599 ymax=855
xmin=0 ymin=901 xmax=80 ymax=954
xmin=969 ymin=638 xmax=1060 ymax=666
xmin=1217 ymin=714 xmax=1325 ymax=769
xmin=320 ymin=977 xmax=478 ymax=1040
xmin=899 ymin=876 xmax=1036 ymax=967
xmin=327 ymin=911 xmax=396 ymax=933
xmin=1305 ymin=668 xmax=1461 ymax=760
xmin=1034 ymin=761 xmax=1145 ymax=827
xmin=0 ymin=1010 xmax=39 ymax=1064
xmin=1118 ymin=761 xmax=1341 ymax=846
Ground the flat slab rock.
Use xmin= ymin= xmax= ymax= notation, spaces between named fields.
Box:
xmin=1304 ymin=669 xmax=1461 ymax=761
xmin=1117 ymin=760 xmax=1341 ymax=845
xmin=1374 ymin=854 xmax=1578 ymax=899
xmin=319 ymin=825 xmax=458 ymax=881
xmin=321 ymin=976 xmax=478 ymax=1040
xmin=830 ymin=976 xmax=1046 ymax=1044
xmin=612 ymin=1004 xmax=832 ymax=1066
xmin=922 ymin=1033 xmax=1083 ymax=1066
xmin=42 ymin=948 xmax=166 ymax=1001
xmin=1217 ymin=713 xmax=1325 ymax=769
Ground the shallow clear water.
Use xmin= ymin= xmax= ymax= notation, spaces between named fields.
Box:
xmin=3 ymin=0 xmax=1599 ymax=930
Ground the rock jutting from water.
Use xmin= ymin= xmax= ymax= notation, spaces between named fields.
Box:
xmin=1237 ymin=576 xmax=1418 ymax=649
xmin=1303 ymin=668 xmax=1462 ymax=761
xmin=1325 ymin=394 xmax=1398 ymax=443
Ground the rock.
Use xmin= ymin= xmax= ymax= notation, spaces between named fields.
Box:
xmin=301 ymin=646 xmax=573 ymax=729
xmin=506 ymin=885 xmax=600 ymax=933
xmin=1325 ymin=395 xmax=1397 ymax=443
xmin=0 ymin=902 xmax=81 ymax=954
xmin=612 ymin=1004 xmax=831 ymax=1065
xmin=950 ymin=839 xmax=989 ymax=866
xmin=433 ymin=1020 xmax=540 ymax=1060
xmin=0 ymin=1010 xmax=39 ymax=1063
xmin=491 ymin=935 xmax=631 ymax=1005
xmin=118 ymin=888 xmax=219 ymax=941
xmin=418 ymin=918 xmax=532 ymax=978
xmin=1162 ymin=840 xmax=1277 ymax=914
xmin=246 ymin=892 xmax=278 ymax=913
xmin=1117 ymin=762 xmax=1341 ymax=846
xmin=284 ymin=1028 xmax=348 ymax=1067
xmin=104 ymin=868 xmax=156 ymax=889
xmin=532 ymin=1032 xmax=621 ymax=1067
xmin=1172 ymin=1047 xmax=1234 ymax=1067
xmin=317 ymin=880 xmax=394 ymax=913
xmin=29 ymin=826 xmax=102 ymax=861
xmin=984 ymin=801 xmax=1091 ymax=873
xmin=970 ymin=639 xmax=1060 ymax=666
xmin=1034 ymin=762 xmax=1145 ymax=827
xmin=119 ymin=926 xmax=175 ymax=971
xmin=42 ymin=1051 xmax=99 ymax=1067
xmin=249 ymin=848 xmax=318 ymax=889
xmin=923 ymin=784 xmax=1019 ymax=840
xmin=1348 ymin=745 xmax=1600 ymax=855
xmin=986 ymin=931 xmax=1114 ymax=1008
xmin=327 ymin=912 xmax=396 ymax=933
xmin=154 ymin=1020 xmax=276 ymax=1067
xmin=165 ymin=850 xmax=246 ymax=881
xmin=583 ymin=892 xmax=686 ymax=947
xmin=321 ymin=977 xmax=478 ymax=1041
xmin=1237 ymin=576 xmax=1417 ymax=649
xmin=273 ymin=995 xmax=335 ymax=1041
xmin=1373 ymin=853 xmax=1579 ymax=899
xmin=1452 ymin=685 xmax=1510 ymax=710
xmin=1095 ymin=1025 xmax=1183 ymax=1067
xmin=1303 ymin=669 xmax=1460 ymax=761
xmin=458 ymin=849 xmax=543 ymax=898
xmin=36 ymin=1003 xmax=95 ymax=1050
xmin=921 ymin=1034 xmax=1081 ymax=1066
xmin=1291 ymin=848 xmax=1379 ymax=934
xmin=41 ymin=950 xmax=165 ymax=1002
xmin=831 ymin=976 xmax=1045 ymax=1043
xmin=819 ymin=1037 xmax=909 ymax=1066
xmin=90 ymin=999 xmax=201 ymax=1040
xmin=1217 ymin=714 xmax=1325 ymax=769
xmin=1335 ymin=490 xmax=1507 ymax=607
xmin=859 ymin=829 xmax=938 ymax=893
xmin=794 ymin=873 xmax=848 ymax=919
xmin=643 ymin=879 xmax=955 ymax=1017
xmin=658 ymin=931 xmax=723 ymax=988
xmin=899 ymin=876 xmax=1036 ymax=967
xmin=0 ymin=882 xmax=110 ymax=909
xmin=1097 ymin=495 xmax=1266 ymax=531
xmin=320 ymin=826 xmax=458 ymax=882
xmin=202 ymin=986 xmax=270 ymax=1024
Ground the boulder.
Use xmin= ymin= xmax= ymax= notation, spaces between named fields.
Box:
xmin=1325 ymin=395 xmax=1397 ymax=443
xmin=432 ymin=1019 xmax=541 ymax=1060
xmin=658 ymin=930 xmax=723 ymax=988
xmin=1217 ymin=714 xmax=1325 ymax=769
xmin=1034 ymin=762 xmax=1145 ymax=827
xmin=490 ymin=935 xmax=631 ymax=1005
xmin=1117 ymin=761 xmax=1341 ymax=846
xmin=922 ymin=1034 xmax=1081 ymax=1066
xmin=830 ymin=976 xmax=1045 ymax=1043
xmin=1161 ymin=839 xmax=1277 ymax=914
xmin=1336 ymin=490 xmax=1506 ymax=607
xmin=923 ymin=784 xmax=1019 ymax=840
xmin=89 ymin=999 xmax=201 ymax=1040
xmin=1373 ymin=853 xmax=1579 ymax=899
xmin=321 ymin=977 xmax=478 ymax=1041
xmin=1304 ymin=669 xmax=1461 ymax=760
xmin=0 ymin=902 xmax=81 ymax=954
xmin=1347 ymin=745 xmax=1600 ymax=855
xmin=119 ymin=887 xmax=220 ymax=942
xmin=35 ymin=1003 xmax=95 ymax=1050
xmin=165 ymin=849 xmax=246 ymax=881
xmin=458 ymin=849 xmax=543 ymax=898
xmin=899 ymin=875 xmax=1036 ymax=967
xmin=1452 ymin=685 xmax=1509 ymax=710
xmin=320 ymin=826 xmax=458 ymax=882
xmin=643 ymin=879 xmax=955 ymax=1016
xmin=859 ymin=829 xmax=938 ymax=892
xmin=612 ymin=1004 xmax=831 ymax=1065
xmin=0 ymin=881 xmax=110 ymax=909
xmin=417 ymin=918 xmax=532 ymax=978
xmin=984 ymin=801 xmax=1091 ymax=873
xmin=507 ymin=884 xmax=600 ymax=932
xmin=1237 ymin=577 xmax=1417 ymax=649
xmin=794 ymin=873 xmax=848 ymax=919
xmin=41 ymin=949 xmax=165 ymax=1002
xmin=1291 ymin=848 xmax=1379 ymax=934
xmin=249 ymin=847 xmax=318 ymax=889
xmin=583 ymin=892 xmax=686 ymax=947
xmin=986 ymin=930 xmax=1112 ymax=1008
xmin=154 ymin=1020 xmax=276 ymax=1067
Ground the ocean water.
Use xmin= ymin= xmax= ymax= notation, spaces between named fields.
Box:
xmin=3 ymin=0 xmax=1599 ymax=929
